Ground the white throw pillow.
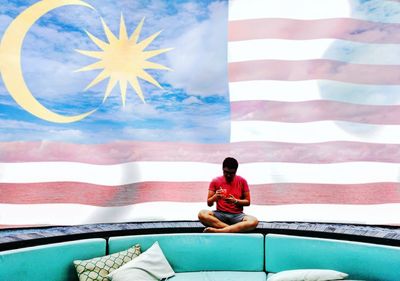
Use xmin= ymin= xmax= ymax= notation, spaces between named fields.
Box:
xmin=267 ymin=269 xmax=348 ymax=281
xmin=108 ymin=241 xmax=175 ymax=281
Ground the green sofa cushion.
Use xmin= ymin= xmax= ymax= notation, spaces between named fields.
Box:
xmin=0 ymin=238 xmax=106 ymax=281
xmin=170 ymin=271 xmax=267 ymax=280
xmin=265 ymin=234 xmax=400 ymax=281
xmin=108 ymin=233 xmax=264 ymax=273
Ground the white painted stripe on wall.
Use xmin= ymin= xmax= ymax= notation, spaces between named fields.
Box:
xmin=228 ymin=39 xmax=400 ymax=65
xmin=228 ymin=80 xmax=400 ymax=106
xmin=1 ymin=161 xmax=400 ymax=185
xmin=229 ymin=0 xmax=400 ymax=23
xmin=231 ymin=120 xmax=400 ymax=144
xmin=229 ymin=0 xmax=351 ymax=21
xmin=1 ymin=202 xmax=400 ymax=225
xmin=0 ymin=161 xmax=218 ymax=185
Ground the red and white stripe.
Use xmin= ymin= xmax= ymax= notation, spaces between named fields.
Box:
xmin=1 ymin=141 xmax=400 ymax=227
xmin=2 ymin=0 xmax=400 ymax=228
xmin=226 ymin=0 xmax=400 ymax=226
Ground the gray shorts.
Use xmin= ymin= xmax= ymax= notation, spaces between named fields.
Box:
xmin=213 ymin=210 xmax=246 ymax=225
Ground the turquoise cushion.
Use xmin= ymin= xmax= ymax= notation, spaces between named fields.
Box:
xmin=265 ymin=234 xmax=400 ymax=281
xmin=0 ymin=238 xmax=106 ymax=281
xmin=170 ymin=271 xmax=267 ymax=281
xmin=108 ymin=233 xmax=264 ymax=272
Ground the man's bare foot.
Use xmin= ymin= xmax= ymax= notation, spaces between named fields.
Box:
xmin=203 ymin=227 xmax=224 ymax=233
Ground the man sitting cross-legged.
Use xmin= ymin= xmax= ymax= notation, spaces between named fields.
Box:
xmin=198 ymin=157 xmax=259 ymax=233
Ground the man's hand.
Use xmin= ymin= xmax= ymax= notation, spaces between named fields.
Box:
xmin=225 ymin=194 xmax=238 ymax=205
xmin=215 ymin=189 xmax=225 ymax=199
xmin=216 ymin=188 xmax=228 ymax=199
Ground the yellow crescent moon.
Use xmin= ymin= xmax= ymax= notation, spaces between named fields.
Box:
xmin=0 ymin=0 xmax=96 ymax=123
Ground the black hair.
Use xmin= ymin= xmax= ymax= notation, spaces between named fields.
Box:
xmin=222 ymin=157 xmax=238 ymax=170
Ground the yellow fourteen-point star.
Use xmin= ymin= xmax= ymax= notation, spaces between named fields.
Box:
xmin=76 ymin=16 xmax=172 ymax=106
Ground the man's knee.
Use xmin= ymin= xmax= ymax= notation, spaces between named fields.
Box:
xmin=249 ymin=218 xmax=259 ymax=228
xmin=244 ymin=216 xmax=259 ymax=228
xmin=198 ymin=209 xmax=211 ymax=221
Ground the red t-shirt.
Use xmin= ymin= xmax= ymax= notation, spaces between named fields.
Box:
xmin=209 ymin=175 xmax=250 ymax=214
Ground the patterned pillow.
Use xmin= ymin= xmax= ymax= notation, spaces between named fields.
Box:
xmin=73 ymin=244 xmax=141 ymax=281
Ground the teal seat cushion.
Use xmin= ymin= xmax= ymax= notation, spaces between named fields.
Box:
xmin=108 ymin=233 xmax=264 ymax=273
xmin=0 ymin=238 xmax=106 ymax=281
xmin=265 ymin=234 xmax=400 ymax=281
xmin=169 ymin=271 xmax=267 ymax=281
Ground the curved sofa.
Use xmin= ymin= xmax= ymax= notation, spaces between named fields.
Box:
xmin=1 ymin=233 xmax=400 ymax=281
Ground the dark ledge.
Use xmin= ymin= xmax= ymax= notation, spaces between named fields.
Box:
xmin=1 ymin=221 xmax=400 ymax=251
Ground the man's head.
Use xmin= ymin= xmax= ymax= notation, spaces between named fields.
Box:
xmin=222 ymin=157 xmax=238 ymax=183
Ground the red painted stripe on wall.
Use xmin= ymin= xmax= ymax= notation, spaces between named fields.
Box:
xmin=2 ymin=141 xmax=400 ymax=164
xmin=229 ymin=60 xmax=400 ymax=84
xmin=1 ymin=182 xmax=399 ymax=206
xmin=231 ymin=100 xmax=400 ymax=124
xmin=229 ymin=18 xmax=400 ymax=43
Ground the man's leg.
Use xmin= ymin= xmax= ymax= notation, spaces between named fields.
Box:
xmin=198 ymin=210 xmax=229 ymax=230
xmin=204 ymin=215 xmax=259 ymax=233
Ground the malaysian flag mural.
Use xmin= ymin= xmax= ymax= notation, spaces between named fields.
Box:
xmin=1 ymin=0 xmax=400 ymax=228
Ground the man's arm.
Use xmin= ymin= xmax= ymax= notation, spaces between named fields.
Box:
xmin=226 ymin=191 xmax=250 ymax=206
xmin=238 ymin=191 xmax=251 ymax=206
xmin=207 ymin=189 xmax=224 ymax=207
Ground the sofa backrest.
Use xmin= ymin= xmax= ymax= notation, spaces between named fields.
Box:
xmin=265 ymin=234 xmax=400 ymax=281
xmin=108 ymin=233 xmax=264 ymax=272
xmin=0 ymin=238 xmax=106 ymax=281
